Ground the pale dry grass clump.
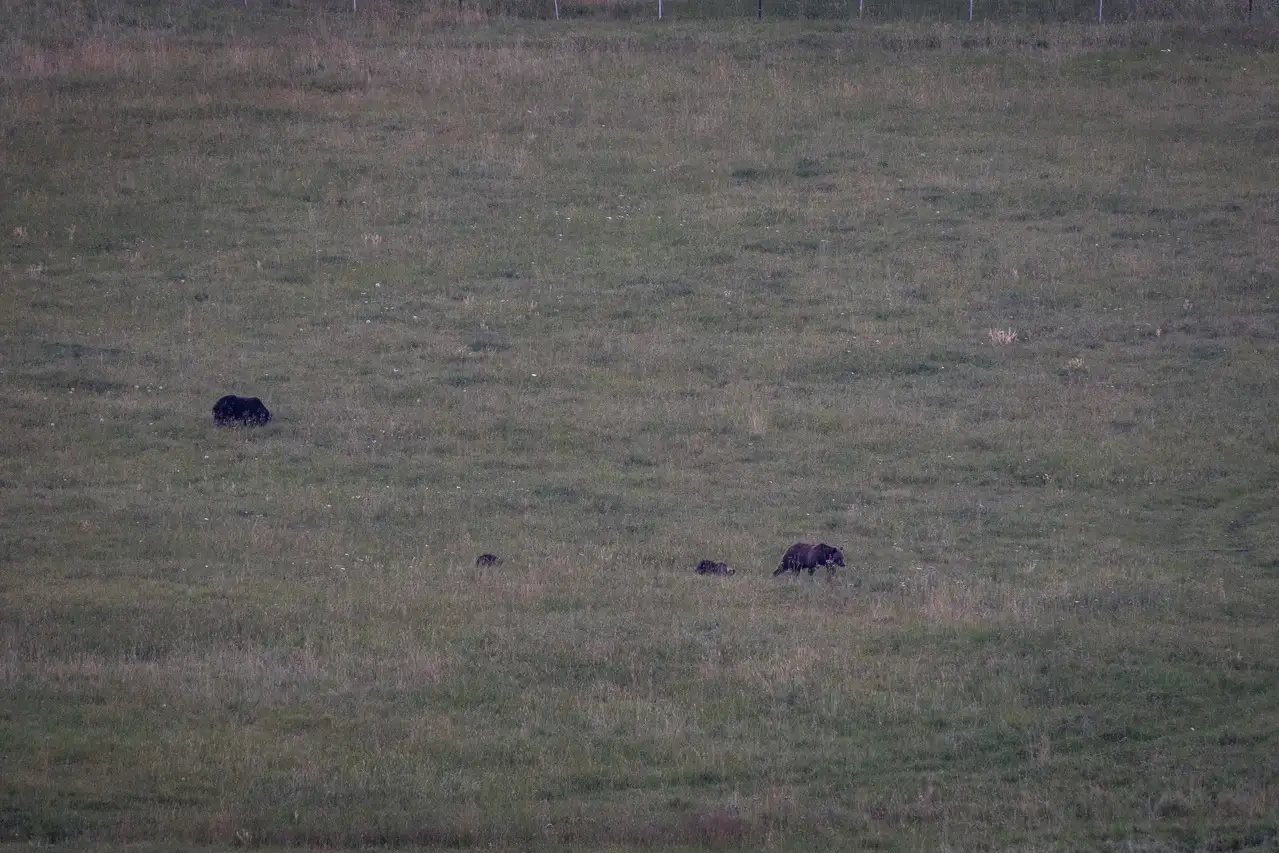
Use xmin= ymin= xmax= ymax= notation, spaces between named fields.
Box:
xmin=987 ymin=327 xmax=1019 ymax=346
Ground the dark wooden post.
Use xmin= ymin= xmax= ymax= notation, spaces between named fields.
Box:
xmin=758 ymin=0 xmax=763 ymax=19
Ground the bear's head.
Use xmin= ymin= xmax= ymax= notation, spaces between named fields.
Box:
xmin=815 ymin=544 xmax=845 ymax=568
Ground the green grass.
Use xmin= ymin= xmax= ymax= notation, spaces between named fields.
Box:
xmin=1 ymin=5 xmax=1277 ymax=851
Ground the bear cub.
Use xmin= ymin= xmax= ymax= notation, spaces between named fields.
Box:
xmin=212 ymin=395 xmax=271 ymax=427
xmin=696 ymin=559 xmax=735 ymax=576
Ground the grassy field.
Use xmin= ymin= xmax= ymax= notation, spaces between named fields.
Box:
xmin=1 ymin=3 xmax=1277 ymax=850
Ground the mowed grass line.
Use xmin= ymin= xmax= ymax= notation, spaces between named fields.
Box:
xmin=1 ymin=12 xmax=1277 ymax=852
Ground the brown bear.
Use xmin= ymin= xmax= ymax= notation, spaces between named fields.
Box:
xmin=773 ymin=542 xmax=845 ymax=578
xmin=475 ymin=553 xmax=503 ymax=568
xmin=212 ymin=395 xmax=271 ymax=427
xmin=695 ymin=559 xmax=735 ymax=576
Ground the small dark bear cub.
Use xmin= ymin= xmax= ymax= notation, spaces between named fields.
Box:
xmin=475 ymin=553 xmax=503 ymax=568
xmin=695 ymin=559 xmax=735 ymax=576
xmin=213 ymin=395 xmax=271 ymax=427
xmin=773 ymin=542 xmax=845 ymax=578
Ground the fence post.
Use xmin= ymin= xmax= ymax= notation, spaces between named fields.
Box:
xmin=1098 ymin=0 xmax=1103 ymax=21
xmin=968 ymin=0 xmax=973 ymax=20
xmin=758 ymin=0 xmax=763 ymax=19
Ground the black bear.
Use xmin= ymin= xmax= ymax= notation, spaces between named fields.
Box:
xmin=773 ymin=542 xmax=845 ymax=578
xmin=475 ymin=553 xmax=503 ymax=568
xmin=695 ymin=559 xmax=735 ymax=576
xmin=212 ymin=395 xmax=271 ymax=427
